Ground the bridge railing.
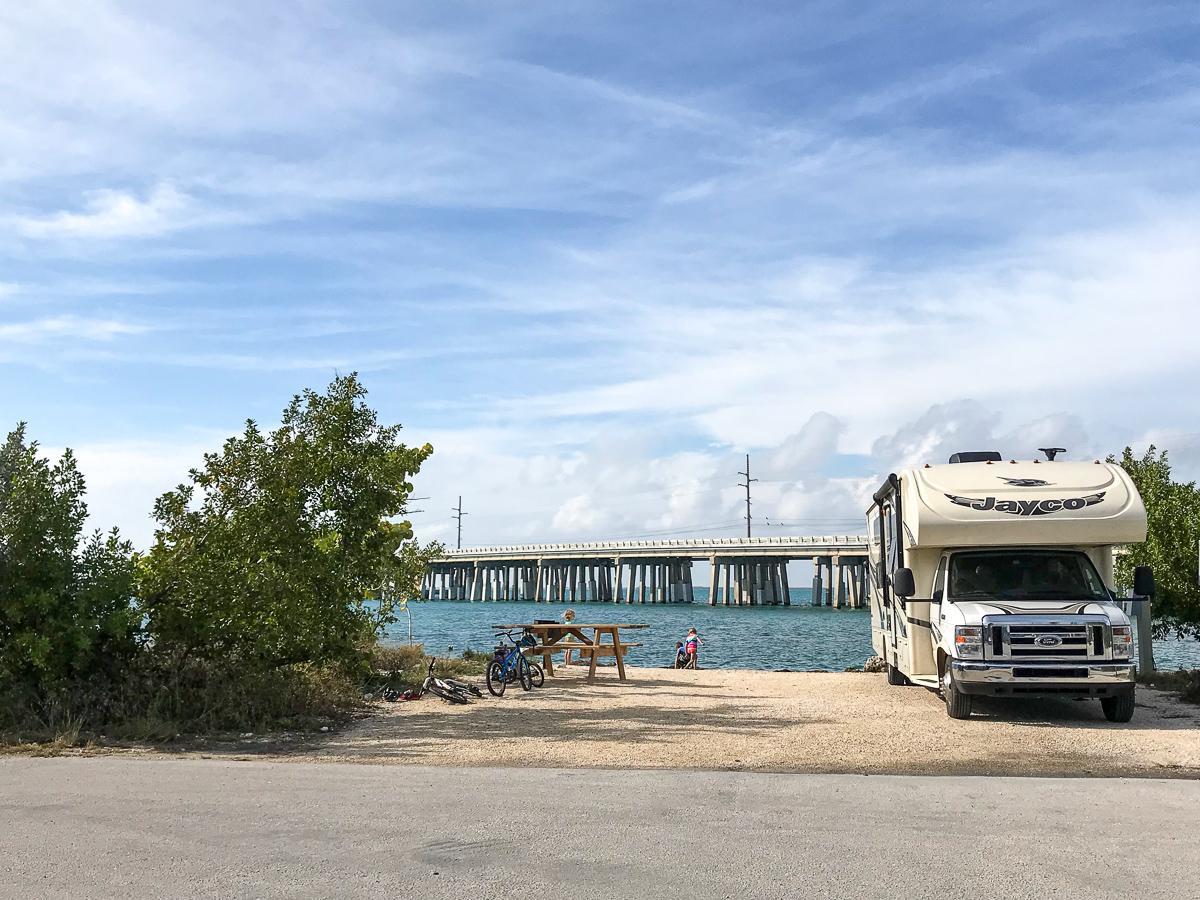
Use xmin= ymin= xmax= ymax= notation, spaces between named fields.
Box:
xmin=441 ymin=535 xmax=869 ymax=556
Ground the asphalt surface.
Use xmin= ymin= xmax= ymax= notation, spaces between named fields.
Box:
xmin=2 ymin=758 xmax=1198 ymax=899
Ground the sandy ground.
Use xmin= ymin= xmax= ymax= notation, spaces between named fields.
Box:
xmin=288 ymin=666 xmax=1200 ymax=777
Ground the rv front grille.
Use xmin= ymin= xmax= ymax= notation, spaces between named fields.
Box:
xmin=985 ymin=618 xmax=1110 ymax=662
xmin=1010 ymin=624 xmax=1089 ymax=657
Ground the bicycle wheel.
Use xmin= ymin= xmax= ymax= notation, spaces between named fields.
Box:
xmin=518 ymin=657 xmax=534 ymax=692
xmin=445 ymin=677 xmax=484 ymax=698
xmin=486 ymin=661 xmax=507 ymax=697
xmin=529 ymin=663 xmax=544 ymax=688
xmin=428 ymin=682 xmax=470 ymax=705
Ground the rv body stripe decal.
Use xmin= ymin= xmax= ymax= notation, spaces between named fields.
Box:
xmin=971 ymin=601 xmax=1105 ymax=615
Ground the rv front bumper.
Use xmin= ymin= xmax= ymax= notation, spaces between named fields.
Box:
xmin=950 ymin=660 xmax=1134 ymax=697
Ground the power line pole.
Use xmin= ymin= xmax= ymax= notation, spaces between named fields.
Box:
xmin=737 ymin=454 xmax=757 ymax=538
xmin=451 ymin=496 xmax=467 ymax=550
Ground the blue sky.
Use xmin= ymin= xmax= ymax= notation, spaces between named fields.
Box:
xmin=2 ymin=1 xmax=1198 ymax=547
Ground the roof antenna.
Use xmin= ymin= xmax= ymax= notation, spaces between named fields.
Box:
xmin=1039 ymin=447 xmax=1066 ymax=461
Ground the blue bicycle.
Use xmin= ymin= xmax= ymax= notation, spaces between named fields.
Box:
xmin=486 ymin=629 xmax=543 ymax=696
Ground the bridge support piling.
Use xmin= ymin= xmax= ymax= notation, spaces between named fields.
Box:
xmin=812 ymin=559 xmax=822 ymax=607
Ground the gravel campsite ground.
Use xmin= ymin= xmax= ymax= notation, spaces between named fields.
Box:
xmin=25 ymin=667 xmax=1200 ymax=777
xmin=283 ymin=666 xmax=1200 ymax=777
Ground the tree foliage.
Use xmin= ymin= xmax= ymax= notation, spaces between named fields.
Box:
xmin=139 ymin=374 xmax=433 ymax=674
xmin=0 ymin=425 xmax=137 ymax=700
xmin=1110 ymin=446 xmax=1200 ymax=640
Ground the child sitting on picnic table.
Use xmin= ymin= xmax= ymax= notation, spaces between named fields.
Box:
xmin=562 ymin=608 xmax=577 ymax=665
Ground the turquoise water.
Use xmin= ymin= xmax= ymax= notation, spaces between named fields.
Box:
xmin=385 ymin=588 xmax=1200 ymax=672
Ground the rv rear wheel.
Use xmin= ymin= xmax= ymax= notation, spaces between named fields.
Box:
xmin=942 ymin=669 xmax=972 ymax=719
xmin=1101 ymin=690 xmax=1135 ymax=723
xmin=886 ymin=663 xmax=909 ymax=686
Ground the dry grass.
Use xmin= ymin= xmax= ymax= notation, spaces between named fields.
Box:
xmin=1140 ymin=669 xmax=1200 ymax=704
xmin=1 ymin=643 xmax=491 ymax=752
xmin=367 ymin=644 xmax=489 ymax=694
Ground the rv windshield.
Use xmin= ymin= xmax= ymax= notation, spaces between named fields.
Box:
xmin=947 ymin=550 xmax=1110 ymax=603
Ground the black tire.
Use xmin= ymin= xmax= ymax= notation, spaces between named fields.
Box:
xmin=519 ymin=658 xmax=534 ymax=692
xmin=427 ymin=683 xmax=469 ymax=705
xmin=1101 ymin=690 xmax=1135 ymax=723
xmin=486 ymin=662 xmax=507 ymax=697
xmin=942 ymin=669 xmax=973 ymax=720
xmin=886 ymin=662 xmax=909 ymax=686
xmin=529 ymin=663 xmax=545 ymax=688
xmin=445 ymin=678 xmax=483 ymax=698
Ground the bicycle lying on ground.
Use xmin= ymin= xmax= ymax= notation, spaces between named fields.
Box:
xmin=487 ymin=630 xmax=544 ymax=697
xmin=421 ymin=657 xmax=483 ymax=704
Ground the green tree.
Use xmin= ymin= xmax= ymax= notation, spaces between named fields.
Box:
xmin=139 ymin=374 xmax=433 ymax=674
xmin=0 ymin=425 xmax=138 ymax=703
xmin=1110 ymin=446 xmax=1200 ymax=640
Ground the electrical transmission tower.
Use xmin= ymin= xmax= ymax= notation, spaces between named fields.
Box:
xmin=451 ymin=496 xmax=468 ymax=550
xmin=737 ymin=454 xmax=758 ymax=538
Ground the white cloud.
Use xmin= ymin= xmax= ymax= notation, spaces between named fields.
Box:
xmin=48 ymin=437 xmax=219 ymax=547
xmin=14 ymin=183 xmax=191 ymax=240
xmin=0 ymin=315 xmax=147 ymax=343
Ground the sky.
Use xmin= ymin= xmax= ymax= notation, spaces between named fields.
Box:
xmin=2 ymin=1 xmax=1198 ymax=550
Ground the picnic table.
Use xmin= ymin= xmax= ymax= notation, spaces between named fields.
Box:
xmin=493 ymin=622 xmax=649 ymax=683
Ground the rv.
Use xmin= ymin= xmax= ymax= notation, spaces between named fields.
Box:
xmin=867 ymin=450 xmax=1155 ymax=722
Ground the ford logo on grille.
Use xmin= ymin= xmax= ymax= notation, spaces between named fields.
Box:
xmin=1036 ymin=635 xmax=1063 ymax=647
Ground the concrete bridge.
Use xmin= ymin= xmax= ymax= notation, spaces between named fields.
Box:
xmin=421 ymin=535 xmax=871 ymax=607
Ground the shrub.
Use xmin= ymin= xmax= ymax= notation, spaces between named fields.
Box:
xmin=0 ymin=426 xmax=139 ymax=716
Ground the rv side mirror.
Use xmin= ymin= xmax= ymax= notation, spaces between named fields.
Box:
xmin=1133 ymin=565 xmax=1156 ymax=599
xmin=893 ymin=567 xmax=916 ymax=599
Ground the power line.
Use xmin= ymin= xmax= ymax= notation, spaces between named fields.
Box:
xmin=737 ymin=453 xmax=758 ymax=538
xmin=450 ymin=496 xmax=468 ymax=550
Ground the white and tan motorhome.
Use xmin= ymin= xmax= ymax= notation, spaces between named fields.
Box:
xmin=866 ymin=450 xmax=1155 ymax=722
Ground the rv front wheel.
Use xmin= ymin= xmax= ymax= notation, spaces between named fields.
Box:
xmin=1101 ymin=690 xmax=1135 ymax=723
xmin=942 ymin=669 xmax=973 ymax=719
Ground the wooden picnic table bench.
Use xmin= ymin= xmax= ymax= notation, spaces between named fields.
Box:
xmin=493 ymin=622 xmax=648 ymax=683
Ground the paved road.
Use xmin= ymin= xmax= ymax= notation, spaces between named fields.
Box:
xmin=2 ymin=758 xmax=1198 ymax=899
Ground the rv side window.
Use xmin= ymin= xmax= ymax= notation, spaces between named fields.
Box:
xmin=931 ymin=557 xmax=947 ymax=602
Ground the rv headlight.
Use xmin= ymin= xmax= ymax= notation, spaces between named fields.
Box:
xmin=954 ymin=626 xmax=983 ymax=659
xmin=1112 ymin=625 xmax=1133 ymax=659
